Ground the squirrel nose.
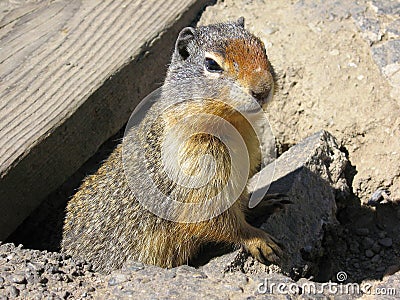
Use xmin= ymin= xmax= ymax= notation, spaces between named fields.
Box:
xmin=251 ymin=90 xmax=270 ymax=103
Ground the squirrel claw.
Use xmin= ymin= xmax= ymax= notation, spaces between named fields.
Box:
xmin=249 ymin=193 xmax=293 ymax=217
xmin=261 ymin=193 xmax=293 ymax=205
xmin=243 ymin=231 xmax=283 ymax=265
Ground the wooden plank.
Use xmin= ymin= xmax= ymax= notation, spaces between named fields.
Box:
xmin=0 ymin=0 xmax=211 ymax=240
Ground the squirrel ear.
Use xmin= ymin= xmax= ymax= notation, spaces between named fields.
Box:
xmin=175 ymin=27 xmax=195 ymax=60
xmin=236 ymin=17 xmax=245 ymax=28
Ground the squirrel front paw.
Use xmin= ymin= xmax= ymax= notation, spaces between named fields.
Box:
xmin=242 ymin=228 xmax=283 ymax=264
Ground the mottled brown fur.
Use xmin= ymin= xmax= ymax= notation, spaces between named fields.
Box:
xmin=62 ymin=19 xmax=282 ymax=273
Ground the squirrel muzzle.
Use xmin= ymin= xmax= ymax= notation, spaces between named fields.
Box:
xmin=247 ymin=70 xmax=274 ymax=105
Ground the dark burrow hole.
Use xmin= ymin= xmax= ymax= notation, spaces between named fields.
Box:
xmin=6 ymin=131 xmax=400 ymax=284
xmin=310 ymin=159 xmax=400 ymax=283
xmin=316 ymin=197 xmax=400 ymax=283
xmin=7 ymin=128 xmax=125 ymax=253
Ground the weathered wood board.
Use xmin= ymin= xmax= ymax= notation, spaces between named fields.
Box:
xmin=0 ymin=0 xmax=211 ymax=240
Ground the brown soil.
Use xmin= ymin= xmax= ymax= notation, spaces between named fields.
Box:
xmin=200 ymin=0 xmax=400 ymax=203
xmin=199 ymin=0 xmax=400 ymax=283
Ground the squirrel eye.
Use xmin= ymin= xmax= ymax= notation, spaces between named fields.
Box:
xmin=204 ymin=57 xmax=223 ymax=73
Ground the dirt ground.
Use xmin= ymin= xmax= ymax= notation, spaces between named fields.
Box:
xmin=5 ymin=0 xmax=400 ymax=296
xmin=200 ymin=0 xmax=400 ymax=203
xmin=201 ymin=0 xmax=400 ymax=284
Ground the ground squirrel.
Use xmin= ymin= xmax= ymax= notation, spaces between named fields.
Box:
xmin=62 ymin=18 xmax=284 ymax=273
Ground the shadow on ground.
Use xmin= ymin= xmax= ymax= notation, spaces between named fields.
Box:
xmin=7 ymin=129 xmax=124 ymax=252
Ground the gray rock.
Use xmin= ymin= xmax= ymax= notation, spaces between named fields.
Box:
xmin=108 ymin=273 xmax=130 ymax=286
xmin=8 ymin=274 xmax=26 ymax=284
xmin=248 ymin=130 xmax=348 ymax=275
xmin=387 ymin=20 xmax=400 ymax=37
xmin=349 ymin=241 xmax=360 ymax=254
xmin=121 ymin=261 xmax=145 ymax=272
xmin=355 ymin=16 xmax=382 ymax=44
xmin=371 ymin=254 xmax=381 ymax=263
xmin=371 ymin=242 xmax=381 ymax=254
xmin=26 ymin=261 xmax=45 ymax=274
xmin=365 ymin=249 xmax=374 ymax=258
xmin=372 ymin=40 xmax=400 ymax=69
xmin=378 ymin=231 xmax=387 ymax=239
xmin=371 ymin=0 xmax=400 ymax=15
xmin=379 ymin=237 xmax=393 ymax=248
xmin=362 ymin=237 xmax=375 ymax=249
xmin=9 ymin=286 xmax=19 ymax=298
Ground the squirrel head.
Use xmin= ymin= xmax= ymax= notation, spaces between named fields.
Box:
xmin=166 ymin=17 xmax=275 ymax=107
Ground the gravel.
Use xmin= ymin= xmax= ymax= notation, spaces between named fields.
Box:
xmin=379 ymin=238 xmax=393 ymax=248
xmin=1 ymin=242 xmax=399 ymax=299
xmin=0 ymin=243 xmax=99 ymax=299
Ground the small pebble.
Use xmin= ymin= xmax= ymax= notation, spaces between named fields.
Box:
xmin=378 ymin=237 xmax=393 ymax=247
xmin=40 ymin=276 xmax=48 ymax=284
xmin=49 ymin=292 xmax=62 ymax=300
xmin=176 ymin=265 xmax=197 ymax=274
xmin=9 ymin=274 xmax=26 ymax=284
xmin=122 ymin=290 xmax=135 ymax=296
xmin=362 ymin=237 xmax=374 ymax=249
xmin=27 ymin=262 xmax=45 ymax=274
xmin=378 ymin=231 xmax=386 ymax=238
xmin=263 ymin=27 xmax=278 ymax=35
xmin=46 ymin=264 xmax=60 ymax=274
xmin=224 ymin=284 xmax=242 ymax=291
xmin=6 ymin=253 xmax=15 ymax=261
xmin=349 ymin=241 xmax=360 ymax=253
xmin=123 ymin=261 xmax=145 ymax=272
xmin=329 ymin=49 xmax=339 ymax=55
xmin=25 ymin=272 xmax=40 ymax=284
xmin=10 ymin=286 xmax=20 ymax=297
xmin=371 ymin=254 xmax=381 ymax=263
xmin=61 ymin=291 xmax=71 ymax=299
xmin=192 ymin=272 xmax=208 ymax=279
xmin=53 ymin=273 xmax=63 ymax=281
xmin=371 ymin=242 xmax=381 ymax=253
xmin=83 ymin=263 xmax=93 ymax=272
xmin=108 ymin=273 xmax=130 ymax=286
xmin=365 ymin=249 xmax=374 ymax=258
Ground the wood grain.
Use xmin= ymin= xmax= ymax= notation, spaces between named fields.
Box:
xmin=0 ymin=0 xmax=211 ymax=239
